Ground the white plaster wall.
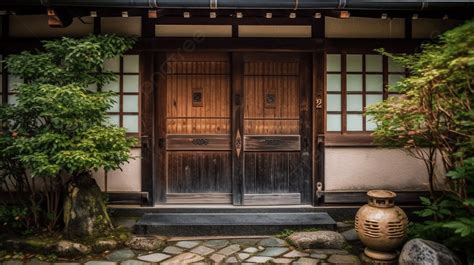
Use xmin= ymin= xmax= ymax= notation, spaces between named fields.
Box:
xmin=412 ymin=18 xmax=463 ymax=39
xmin=325 ymin=147 xmax=444 ymax=191
xmin=92 ymin=148 xmax=142 ymax=192
xmin=9 ymin=15 xmax=93 ymax=37
xmin=101 ymin=17 xmax=142 ymax=36
xmin=325 ymin=17 xmax=405 ymax=38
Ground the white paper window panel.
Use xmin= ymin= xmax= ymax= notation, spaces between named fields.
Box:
xmin=388 ymin=57 xmax=405 ymax=72
xmin=109 ymin=95 xmax=120 ymax=112
xmin=104 ymin=57 xmax=120 ymax=73
xmin=8 ymin=75 xmax=23 ymax=92
xmin=326 ymin=54 xmax=341 ymax=72
xmin=327 ymin=114 xmax=341 ymax=132
xmin=366 ymin=75 xmax=383 ymax=92
xmin=366 ymin=115 xmax=378 ymax=131
xmin=365 ymin=55 xmax=383 ymax=72
xmin=123 ymin=95 xmax=139 ymax=113
xmin=346 ymin=54 xmax=363 ymax=72
xmin=388 ymin=74 xmax=404 ymax=87
xmin=346 ymin=94 xmax=363 ymax=112
xmin=327 ymin=74 xmax=341 ymax=92
xmin=123 ymin=55 xmax=139 ymax=73
xmin=346 ymin=74 xmax=362 ymax=92
xmin=123 ymin=75 xmax=139 ymax=93
xmin=102 ymin=76 xmax=120 ymax=92
xmin=8 ymin=95 xmax=17 ymax=105
xmin=347 ymin=114 xmax=363 ymax=131
xmin=123 ymin=115 xmax=139 ymax=133
xmin=327 ymin=94 xmax=341 ymax=112
xmin=107 ymin=115 xmax=120 ymax=126
xmin=366 ymin=94 xmax=383 ymax=107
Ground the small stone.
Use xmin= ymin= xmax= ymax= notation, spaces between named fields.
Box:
xmin=336 ymin=221 xmax=353 ymax=229
xmin=190 ymin=246 xmax=214 ymax=256
xmin=258 ymin=237 xmax=288 ymax=247
xmin=162 ymin=246 xmax=184 ymax=255
xmin=310 ymin=253 xmax=328 ymax=259
xmin=243 ymin=247 xmax=259 ymax=254
xmin=84 ymin=262 xmax=116 ymax=265
xmin=217 ymin=244 xmax=240 ymax=256
xmin=52 ymin=263 xmax=81 ymax=265
xmin=294 ymin=258 xmax=320 ymax=265
xmin=271 ymin=258 xmax=294 ymax=264
xmin=230 ymin=238 xmax=260 ymax=246
xmin=175 ymin=241 xmax=201 ymax=249
xmin=225 ymin=256 xmax=239 ymax=263
xmin=106 ymin=249 xmax=136 ymax=262
xmin=258 ymin=247 xmax=290 ymax=257
xmin=399 ymin=239 xmax=462 ymax=265
xmin=209 ymin=253 xmax=226 ymax=263
xmin=137 ymin=253 xmax=170 ymax=263
xmin=93 ymin=239 xmax=118 ymax=253
xmin=258 ymin=246 xmax=265 ymax=250
xmin=204 ymin=239 xmax=229 ymax=249
xmin=161 ymin=253 xmax=204 ymax=265
xmin=283 ymin=250 xmax=309 ymax=258
xmin=120 ymin=260 xmax=150 ymax=265
xmin=341 ymin=229 xmax=359 ymax=241
xmin=125 ymin=236 xmax=165 ymax=251
xmin=327 ymin=254 xmax=360 ymax=264
xmin=288 ymin=231 xmax=346 ymax=249
xmin=56 ymin=240 xmax=91 ymax=257
xmin=309 ymin=249 xmax=348 ymax=255
xmin=246 ymin=256 xmax=272 ymax=263
xmin=238 ymin=253 xmax=250 ymax=260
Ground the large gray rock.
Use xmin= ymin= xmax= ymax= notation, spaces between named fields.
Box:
xmin=93 ymin=239 xmax=118 ymax=253
xmin=56 ymin=240 xmax=91 ymax=257
xmin=287 ymin=231 xmax=346 ymax=249
xmin=124 ymin=236 xmax=165 ymax=251
xmin=399 ymin=239 xmax=462 ymax=265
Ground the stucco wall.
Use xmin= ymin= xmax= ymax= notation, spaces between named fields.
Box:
xmin=92 ymin=148 xmax=142 ymax=192
xmin=325 ymin=17 xmax=405 ymax=38
xmin=9 ymin=15 xmax=93 ymax=37
xmin=325 ymin=147 xmax=444 ymax=191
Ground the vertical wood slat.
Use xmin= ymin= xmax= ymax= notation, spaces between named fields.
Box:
xmin=140 ymin=51 xmax=154 ymax=205
xmin=232 ymin=52 xmax=244 ymax=205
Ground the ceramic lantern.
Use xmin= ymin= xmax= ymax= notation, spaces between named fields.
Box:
xmin=355 ymin=190 xmax=408 ymax=261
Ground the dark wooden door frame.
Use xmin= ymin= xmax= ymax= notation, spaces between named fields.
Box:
xmin=145 ymin=50 xmax=318 ymax=206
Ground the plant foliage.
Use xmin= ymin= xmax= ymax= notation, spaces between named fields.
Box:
xmin=0 ymin=35 xmax=136 ymax=232
xmin=366 ymin=21 xmax=474 ymax=261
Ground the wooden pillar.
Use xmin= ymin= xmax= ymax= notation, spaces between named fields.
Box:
xmin=231 ymin=52 xmax=244 ymax=205
xmin=313 ymin=49 xmax=326 ymax=205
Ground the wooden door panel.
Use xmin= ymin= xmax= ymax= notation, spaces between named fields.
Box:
xmin=241 ymin=53 xmax=311 ymax=205
xmin=167 ymin=152 xmax=232 ymax=193
xmin=164 ymin=53 xmax=232 ymax=201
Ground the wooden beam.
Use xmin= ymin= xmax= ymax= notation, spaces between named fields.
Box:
xmin=313 ymin=51 xmax=325 ymax=205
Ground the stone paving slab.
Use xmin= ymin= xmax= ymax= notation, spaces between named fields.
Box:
xmin=1 ymin=235 xmax=363 ymax=265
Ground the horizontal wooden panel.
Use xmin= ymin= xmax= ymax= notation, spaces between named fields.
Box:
xmin=167 ymin=193 xmax=232 ymax=204
xmin=244 ymin=120 xmax=299 ymax=134
xmin=244 ymin=135 xmax=301 ymax=151
xmin=167 ymin=118 xmax=231 ymax=134
xmin=243 ymin=193 xmax=301 ymax=205
xmin=167 ymin=134 xmax=231 ymax=150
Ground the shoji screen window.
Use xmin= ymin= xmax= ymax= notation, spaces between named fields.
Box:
xmin=103 ymin=55 xmax=140 ymax=135
xmin=326 ymin=53 xmax=405 ymax=133
xmin=7 ymin=75 xmax=23 ymax=105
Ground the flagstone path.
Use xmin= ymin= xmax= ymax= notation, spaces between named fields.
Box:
xmin=1 ymin=236 xmax=361 ymax=265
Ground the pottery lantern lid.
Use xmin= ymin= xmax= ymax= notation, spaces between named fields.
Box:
xmin=367 ymin=190 xmax=397 ymax=199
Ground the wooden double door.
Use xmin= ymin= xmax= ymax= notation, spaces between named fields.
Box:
xmin=156 ymin=52 xmax=312 ymax=205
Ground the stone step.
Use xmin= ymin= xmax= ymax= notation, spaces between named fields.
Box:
xmin=134 ymin=212 xmax=336 ymax=236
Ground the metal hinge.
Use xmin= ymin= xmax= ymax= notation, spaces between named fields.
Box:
xmin=316 ymin=182 xmax=324 ymax=199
